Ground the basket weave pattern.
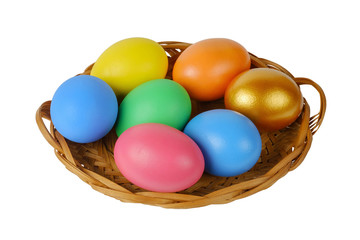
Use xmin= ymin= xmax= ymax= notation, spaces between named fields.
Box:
xmin=36 ymin=41 xmax=326 ymax=208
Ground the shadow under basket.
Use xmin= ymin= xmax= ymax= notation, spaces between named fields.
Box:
xmin=36 ymin=41 xmax=326 ymax=208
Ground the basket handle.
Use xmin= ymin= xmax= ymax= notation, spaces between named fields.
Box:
xmin=294 ymin=77 xmax=326 ymax=135
xmin=36 ymin=101 xmax=63 ymax=152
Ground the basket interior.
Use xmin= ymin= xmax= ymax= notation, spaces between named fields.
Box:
xmin=66 ymin=98 xmax=303 ymax=197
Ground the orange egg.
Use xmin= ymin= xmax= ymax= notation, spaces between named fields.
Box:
xmin=225 ymin=68 xmax=304 ymax=132
xmin=173 ymin=38 xmax=251 ymax=101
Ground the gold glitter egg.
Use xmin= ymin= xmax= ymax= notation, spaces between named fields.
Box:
xmin=225 ymin=68 xmax=303 ymax=132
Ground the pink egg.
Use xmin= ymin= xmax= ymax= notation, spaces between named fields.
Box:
xmin=114 ymin=123 xmax=205 ymax=192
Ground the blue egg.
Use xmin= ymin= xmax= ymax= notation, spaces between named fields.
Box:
xmin=184 ymin=109 xmax=262 ymax=177
xmin=50 ymin=75 xmax=118 ymax=143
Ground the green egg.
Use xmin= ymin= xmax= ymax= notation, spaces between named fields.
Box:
xmin=115 ymin=79 xmax=191 ymax=136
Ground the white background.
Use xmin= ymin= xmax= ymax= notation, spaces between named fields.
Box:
xmin=1 ymin=0 xmax=359 ymax=239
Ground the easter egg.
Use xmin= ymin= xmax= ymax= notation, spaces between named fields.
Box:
xmin=184 ymin=109 xmax=262 ymax=177
xmin=114 ymin=123 xmax=205 ymax=192
xmin=90 ymin=37 xmax=168 ymax=97
xmin=173 ymin=38 xmax=250 ymax=101
xmin=225 ymin=68 xmax=304 ymax=132
xmin=115 ymin=79 xmax=191 ymax=136
xmin=50 ymin=75 xmax=118 ymax=143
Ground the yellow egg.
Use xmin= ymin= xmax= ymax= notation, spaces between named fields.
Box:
xmin=90 ymin=37 xmax=168 ymax=97
xmin=225 ymin=68 xmax=304 ymax=132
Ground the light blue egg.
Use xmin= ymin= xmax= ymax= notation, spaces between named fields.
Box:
xmin=50 ymin=75 xmax=118 ymax=143
xmin=184 ymin=109 xmax=262 ymax=177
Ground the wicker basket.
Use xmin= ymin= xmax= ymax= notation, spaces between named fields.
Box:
xmin=36 ymin=41 xmax=326 ymax=208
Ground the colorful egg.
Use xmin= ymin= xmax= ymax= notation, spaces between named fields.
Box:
xmin=184 ymin=109 xmax=262 ymax=177
xmin=50 ymin=75 xmax=118 ymax=143
xmin=114 ymin=123 xmax=205 ymax=192
xmin=173 ymin=38 xmax=250 ymax=101
xmin=225 ymin=68 xmax=304 ymax=132
xmin=90 ymin=37 xmax=168 ymax=97
xmin=115 ymin=79 xmax=191 ymax=136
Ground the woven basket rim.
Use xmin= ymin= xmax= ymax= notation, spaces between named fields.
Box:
xmin=36 ymin=41 xmax=326 ymax=208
